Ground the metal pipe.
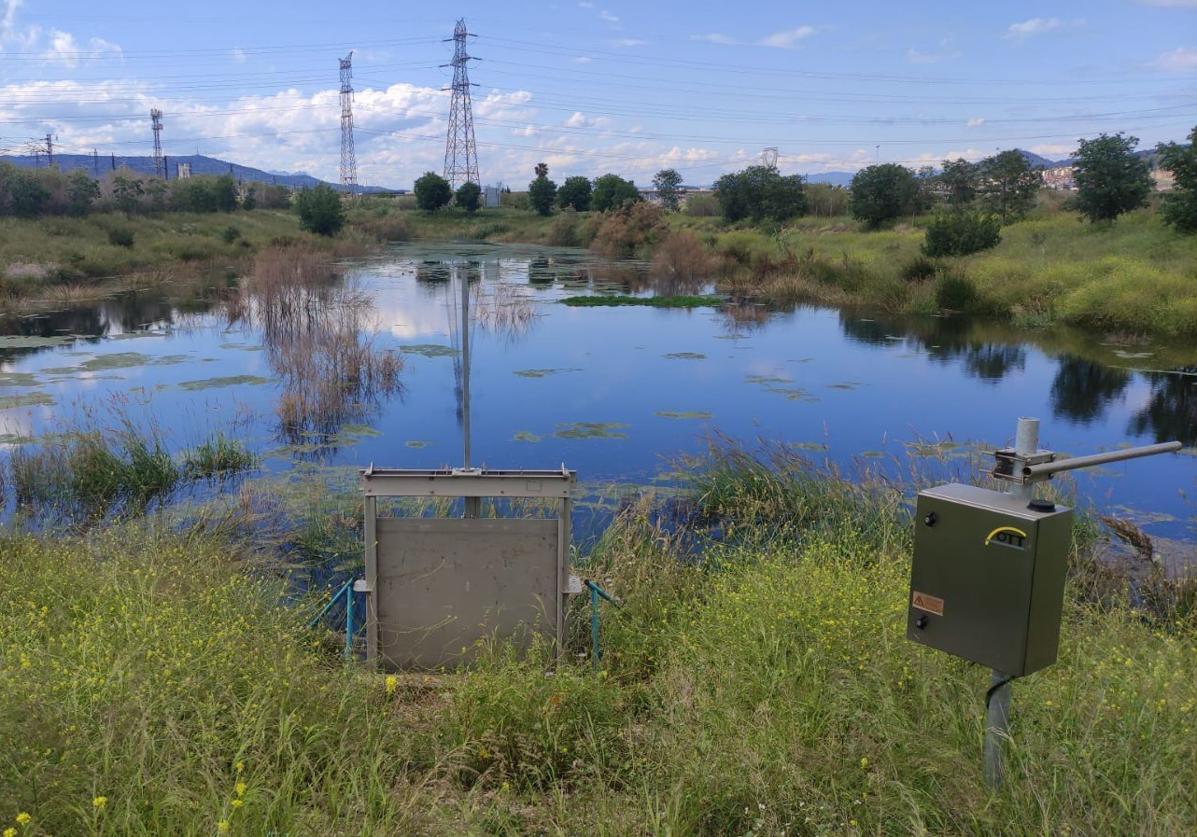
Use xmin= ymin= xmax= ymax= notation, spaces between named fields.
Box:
xmin=1023 ymin=441 xmax=1182 ymax=479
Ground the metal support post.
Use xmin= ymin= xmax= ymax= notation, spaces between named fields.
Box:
xmin=344 ymin=582 xmax=355 ymax=661
xmin=984 ymin=416 xmax=1037 ymax=789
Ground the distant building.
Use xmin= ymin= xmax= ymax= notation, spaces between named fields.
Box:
xmin=176 ymin=162 xmax=192 ymax=179
xmin=484 ymin=184 xmax=503 ymax=208
xmin=1042 ymin=165 xmax=1074 ymax=191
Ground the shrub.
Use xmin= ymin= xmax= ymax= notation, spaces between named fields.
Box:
xmin=556 ymin=175 xmax=592 ymax=211
xmin=220 ymin=225 xmax=241 ymax=244
xmin=934 ymin=273 xmax=978 ymax=311
xmin=294 ymin=185 xmax=346 ymax=236
xmin=651 ymin=231 xmax=716 ymax=280
xmin=849 ymin=164 xmax=920 ymax=228
xmin=455 ymin=181 xmax=481 ymax=213
xmin=714 ymin=165 xmax=806 ymax=223
xmin=413 ymin=171 xmax=452 ymax=212
xmin=545 ymin=211 xmax=596 ymax=247
xmin=900 ymin=255 xmax=939 ymax=282
xmin=683 ymin=192 xmax=720 ymax=217
xmin=591 ymin=173 xmax=640 ymax=212
xmin=922 ymin=212 xmax=1001 ymax=257
xmin=590 ymin=202 xmax=668 ymax=259
xmin=107 ymin=226 xmax=135 ymax=248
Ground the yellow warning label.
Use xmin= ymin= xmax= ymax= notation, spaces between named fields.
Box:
xmin=912 ymin=590 xmax=945 ymax=616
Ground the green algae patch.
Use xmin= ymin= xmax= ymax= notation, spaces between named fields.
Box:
xmin=513 ymin=368 xmax=582 ymax=378
xmin=399 ymin=344 xmax=457 ymax=358
xmin=513 ymin=430 xmax=542 ymax=443
xmin=656 ymin=411 xmax=712 ymax=420
xmin=555 ymin=422 xmax=628 ymax=440
xmin=0 ymin=392 xmax=54 ymax=409
xmin=559 ymin=294 xmax=723 ymax=308
xmin=80 ymin=352 xmax=152 ymax=371
xmin=177 ymin=375 xmax=272 ymax=391
xmin=0 ymin=371 xmax=40 ymax=387
xmin=0 ymin=335 xmax=77 ymax=349
xmin=663 ymin=352 xmax=707 ymax=361
xmin=404 ymin=440 xmax=430 ymax=449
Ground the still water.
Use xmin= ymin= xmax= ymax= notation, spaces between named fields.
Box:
xmin=0 ymin=242 xmax=1193 ymax=538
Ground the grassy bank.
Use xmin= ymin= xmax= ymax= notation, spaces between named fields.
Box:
xmin=350 ymin=196 xmax=1197 ymax=339
xmin=3 ymin=449 xmax=1194 ymax=833
xmin=0 ymin=209 xmax=376 ymax=314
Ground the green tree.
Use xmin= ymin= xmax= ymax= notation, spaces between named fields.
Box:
xmin=714 ymin=165 xmax=806 ymax=223
xmin=294 ymin=184 xmax=345 ymax=236
xmin=977 ymin=151 xmax=1040 ymax=223
xmin=556 ymin=175 xmax=592 ymax=211
xmin=212 ymin=175 xmax=238 ymax=212
xmin=528 ymin=163 xmax=557 ymax=216
xmin=455 ymin=181 xmax=481 ymax=213
xmin=65 ymin=170 xmax=100 ymax=216
xmin=652 ymin=168 xmax=684 ymax=211
xmin=1072 ymin=133 xmax=1152 ymax=224
xmin=170 ymin=178 xmax=215 ymax=212
xmin=413 ymin=172 xmax=452 ymax=212
xmin=1158 ymin=127 xmax=1197 ymax=234
xmin=849 ymin=164 xmax=919 ymax=228
xmin=940 ymin=158 xmax=978 ymax=207
xmin=112 ymin=175 xmax=144 ymax=215
xmin=591 ymin=173 xmax=640 ymax=212
xmin=922 ymin=211 xmax=1001 ymax=257
xmin=241 ymin=185 xmax=257 ymax=211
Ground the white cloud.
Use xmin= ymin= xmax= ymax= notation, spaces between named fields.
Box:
xmin=577 ymin=1 xmax=594 ymax=7
xmin=40 ymin=29 xmax=122 ymax=67
xmin=1005 ymin=17 xmax=1086 ymax=40
xmin=691 ymin=26 xmax=816 ymax=48
xmin=759 ymin=26 xmax=817 ymax=48
xmin=574 ymin=55 xmax=593 ymax=63
xmin=966 ymin=117 xmax=986 ymax=128
xmin=1152 ymin=47 xmax=1197 ymax=71
xmin=231 ymin=47 xmax=247 ymax=64
xmin=599 ymin=10 xmax=619 ymax=24
xmin=1 ymin=0 xmax=21 ymax=38
xmin=612 ymin=38 xmax=648 ymax=47
xmin=906 ymin=38 xmax=960 ymax=64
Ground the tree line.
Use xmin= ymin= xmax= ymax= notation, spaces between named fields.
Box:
xmin=0 ymin=163 xmax=291 ymax=218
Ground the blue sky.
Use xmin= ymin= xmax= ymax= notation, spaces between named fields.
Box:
xmin=0 ymin=0 xmax=1194 ymax=188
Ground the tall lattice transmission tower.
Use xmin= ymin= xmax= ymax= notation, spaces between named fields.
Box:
xmin=442 ymin=18 xmax=479 ymax=188
xmin=339 ymin=51 xmax=358 ymax=193
xmin=150 ymin=109 xmax=164 ymax=178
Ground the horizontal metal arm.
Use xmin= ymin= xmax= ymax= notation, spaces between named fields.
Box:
xmin=1023 ymin=441 xmax=1182 ymax=479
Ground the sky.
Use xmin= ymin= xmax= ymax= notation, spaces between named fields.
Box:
xmin=0 ymin=0 xmax=1194 ymax=189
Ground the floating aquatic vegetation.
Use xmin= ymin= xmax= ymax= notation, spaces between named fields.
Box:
xmin=555 ymin=422 xmax=628 ymax=440
xmin=559 ymin=294 xmax=723 ymax=308
xmin=792 ymin=441 xmax=829 ymax=452
xmin=0 ymin=335 xmax=76 ymax=349
xmin=0 ymin=371 xmax=39 ymax=387
xmin=399 ymin=344 xmax=458 ymax=358
xmin=219 ymin=342 xmax=265 ymax=352
xmin=656 ymin=411 xmax=713 ymax=420
xmin=0 ymin=392 xmax=54 ymax=409
xmin=513 ymin=368 xmax=582 ymax=378
xmin=79 ymin=352 xmax=152 ymax=371
xmin=513 ymin=430 xmax=542 ymax=443
xmin=337 ymin=424 xmax=382 ymax=439
xmin=763 ymin=386 xmax=818 ymax=403
xmin=404 ymin=440 xmax=430 ymax=449
xmin=178 ymin=375 xmax=273 ymax=391
xmin=826 ymin=382 xmax=862 ymax=391
xmin=745 ymin=373 xmax=793 ymax=386
xmin=663 ymin=352 xmax=707 ymax=361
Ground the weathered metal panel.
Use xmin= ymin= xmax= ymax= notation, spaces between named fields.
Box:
xmin=360 ymin=467 xmax=576 ymax=498
xmin=374 ymin=517 xmax=558 ymax=669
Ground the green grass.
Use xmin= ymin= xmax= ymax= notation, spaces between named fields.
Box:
xmin=2 ymin=446 xmax=1194 ymax=833
xmin=182 ymin=434 xmax=258 ymax=479
xmin=559 ymin=293 xmax=724 ymax=308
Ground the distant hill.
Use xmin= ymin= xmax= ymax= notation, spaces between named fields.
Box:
xmin=805 ymin=171 xmax=855 ymax=187
xmin=0 ymin=153 xmax=395 ymax=193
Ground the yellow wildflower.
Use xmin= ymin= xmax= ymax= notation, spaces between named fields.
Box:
xmin=234 ymin=761 xmax=244 ymax=774
xmin=860 ymin=757 xmax=869 ymax=769
xmin=217 ymin=821 xmax=230 ymax=834
xmin=5 ymin=828 xmax=16 ymax=837
xmin=231 ymin=799 xmax=243 ymax=810
xmin=235 ymin=782 xmax=247 ymax=797
xmin=385 ymin=674 xmax=398 ymax=697
xmin=15 ymin=813 xmax=30 ymax=826
xmin=93 ymin=796 xmax=108 ymax=809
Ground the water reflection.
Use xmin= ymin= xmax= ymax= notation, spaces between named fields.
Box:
xmin=1129 ymin=369 xmax=1197 ymax=446
xmin=1050 ymin=357 xmax=1131 ymax=425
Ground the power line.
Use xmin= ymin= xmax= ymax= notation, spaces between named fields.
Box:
xmin=340 ymin=51 xmax=358 ymax=193
xmin=443 ymin=18 xmax=480 ymax=188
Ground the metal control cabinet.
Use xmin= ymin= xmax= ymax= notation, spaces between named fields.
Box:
xmin=907 ymin=483 xmax=1072 ymax=677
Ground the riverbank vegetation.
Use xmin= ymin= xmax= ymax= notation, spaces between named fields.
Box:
xmin=2 ymin=444 xmax=1193 ymax=833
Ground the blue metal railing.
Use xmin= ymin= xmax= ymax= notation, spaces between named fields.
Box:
xmin=307 ymin=578 xmax=360 ymax=660
xmin=585 ymin=579 xmax=620 ymax=670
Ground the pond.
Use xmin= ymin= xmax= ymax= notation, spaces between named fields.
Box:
xmin=0 ymin=241 xmax=1193 ymax=541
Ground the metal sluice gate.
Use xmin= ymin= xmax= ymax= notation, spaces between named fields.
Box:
xmin=358 ymin=465 xmax=577 ymax=670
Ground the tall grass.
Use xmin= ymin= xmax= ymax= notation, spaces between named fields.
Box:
xmin=1 ymin=449 xmax=1194 ymax=832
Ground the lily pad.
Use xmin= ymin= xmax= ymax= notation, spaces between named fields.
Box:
xmin=399 ymin=344 xmax=457 ymax=358
xmin=513 ymin=431 xmax=542 ymax=443
xmin=178 ymin=375 xmax=272 ymax=391
xmin=555 ymin=422 xmax=628 ymax=440
xmin=0 ymin=392 xmax=54 ymax=409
